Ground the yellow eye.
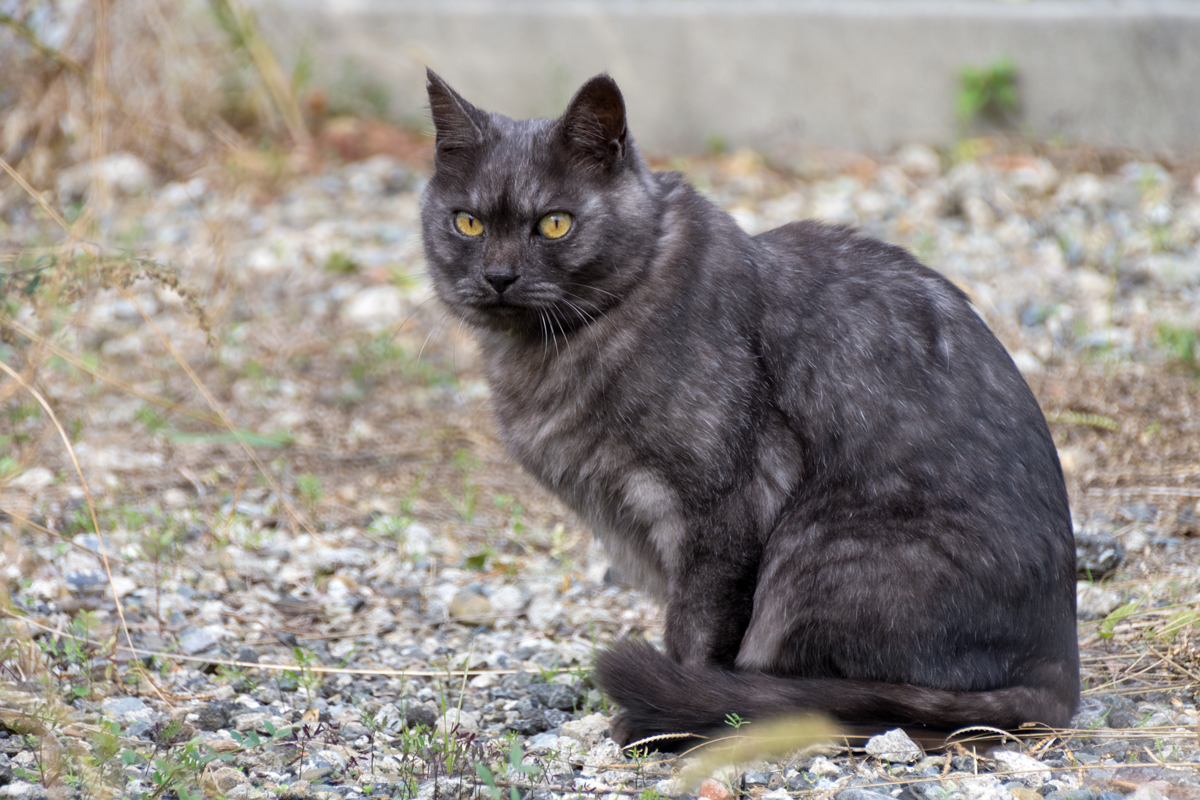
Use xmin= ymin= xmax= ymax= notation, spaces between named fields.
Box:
xmin=538 ymin=212 xmax=572 ymax=240
xmin=455 ymin=212 xmax=484 ymax=236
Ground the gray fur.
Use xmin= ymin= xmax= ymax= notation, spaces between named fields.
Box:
xmin=420 ymin=69 xmax=1079 ymax=746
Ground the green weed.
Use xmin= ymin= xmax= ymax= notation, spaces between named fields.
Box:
xmin=724 ymin=712 xmax=750 ymax=729
xmin=441 ymin=448 xmax=481 ymax=523
xmin=957 ymin=57 xmax=1019 ymax=125
xmin=1157 ymin=323 xmax=1199 ymax=376
xmin=325 ymin=250 xmax=360 ymax=274
xmin=478 ymin=740 xmax=541 ymax=800
xmin=296 ymin=472 xmax=324 ymax=513
xmin=283 ymin=646 xmax=324 ymax=708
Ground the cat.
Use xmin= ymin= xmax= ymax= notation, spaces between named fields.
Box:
xmin=419 ymin=68 xmax=1079 ymax=747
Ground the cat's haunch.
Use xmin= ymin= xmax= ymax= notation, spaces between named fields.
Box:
xmin=419 ymin=69 xmax=1079 ymax=747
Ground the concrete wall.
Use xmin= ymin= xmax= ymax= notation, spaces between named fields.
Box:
xmin=259 ymin=0 xmax=1200 ymax=156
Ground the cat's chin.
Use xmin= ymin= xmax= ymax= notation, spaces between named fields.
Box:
xmin=451 ymin=302 xmax=574 ymax=339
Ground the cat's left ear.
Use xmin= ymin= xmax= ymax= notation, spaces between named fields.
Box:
xmin=558 ymin=74 xmax=628 ymax=171
xmin=426 ymin=68 xmax=488 ymax=161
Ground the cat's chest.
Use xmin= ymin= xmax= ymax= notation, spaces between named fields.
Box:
xmin=480 ymin=334 xmax=707 ymax=587
xmin=483 ymin=343 xmax=632 ymax=491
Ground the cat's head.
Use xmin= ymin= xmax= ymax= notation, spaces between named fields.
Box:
xmin=420 ymin=70 xmax=662 ymax=337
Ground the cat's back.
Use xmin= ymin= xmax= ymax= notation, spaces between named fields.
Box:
xmin=749 ymin=219 xmax=990 ymax=387
xmin=752 ymin=219 xmax=967 ymax=316
xmin=749 ymin=219 xmax=1067 ymax=530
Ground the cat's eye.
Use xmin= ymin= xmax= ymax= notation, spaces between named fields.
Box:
xmin=455 ymin=212 xmax=484 ymax=236
xmin=538 ymin=212 xmax=572 ymax=240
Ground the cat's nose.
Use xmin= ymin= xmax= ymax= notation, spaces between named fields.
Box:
xmin=484 ymin=269 xmax=518 ymax=294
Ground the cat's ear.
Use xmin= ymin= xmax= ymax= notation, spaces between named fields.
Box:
xmin=426 ymin=68 xmax=487 ymax=159
xmin=558 ymin=74 xmax=628 ymax=170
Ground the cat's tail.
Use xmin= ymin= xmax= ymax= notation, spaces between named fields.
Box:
xmin=594 ymin=640 xmax=1073 ymax=748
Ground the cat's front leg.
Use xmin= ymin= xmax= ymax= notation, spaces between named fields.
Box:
xmin=661 ymin=536 xmax=759 ymax=670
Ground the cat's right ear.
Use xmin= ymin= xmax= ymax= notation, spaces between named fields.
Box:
xmin=559 ymin=74 xmax=628 ymax=172
xmin=426 ymin=68 xmax=487 ymax=161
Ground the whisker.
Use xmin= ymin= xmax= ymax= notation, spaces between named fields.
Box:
xmin=390 ymin=295 xmax=439 ymax=347
xmin=547 ymin=308 xmax=560 ymax=359
xmin=417 ymin=310 xmax=452 ymax=365
xmin=539 ymin=309 xmax=550 ymax=368
xmin=558 ymin=290 xmax=606 ymax=317
xmin=549 ymin=306 xmax=573 ymax=363
xmin=561 ymin=299 xmax=595 ymax=328
xmin=452 ymin=316 xmax=471 ymax=411
xmin=562 ymin=282 xmax=620 ymax=301
xmin=559 ymin=299 xmax=592 ymax=328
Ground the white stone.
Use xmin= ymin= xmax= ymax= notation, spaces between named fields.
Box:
xmin=26 ymin=578 xmax=61 ymax=600
xmin=808 ymin=755 xmax=842 ymax=777
xmin=1006 ymin=158 xmax=1058 ymax=195
xmin=896 ymin=143 xmax=941 ymax=178
xmin=9 ymin=467 xmax=53 ymax=493
xmin=489 ymin=584 xmax=529 ymax=618
xmin=57 ymin=152 xmax=154 ymax=200
xmin=864 ymin=728 xmax=922 ymax=763
xmin=963 ymin=195 xmax=995 ymax=230
xmin=246 ymin=247 xmax=281 ymax=273
xmin=960 ymin=774 xmax=1009 ymax=800
xmin=526 ymin=593 xmax=565 ymax=630
xmin=1009 ymin=350 xmax=1044 ymax=376
xmin=107 ymin=576 xmax=137 ymax=597
xmin=436 ymin=707 xmax=479 ymax=735
xmin=403 ymin=523 xmax=433 ymax=559
xmin=467 ymin=672 xmax=496 ymax=689
xmin=561 ymin=713 xmax=611 ymax=749
xmin=341 ymin=285 xmax=403 ymax=330
xmin=1077 ymin=582 xmax=1124 ymax=618
xmin=990 ymin=750 xmax=1050 ymax=788
xmin=72 ymin=443 xmax=164 ymax=473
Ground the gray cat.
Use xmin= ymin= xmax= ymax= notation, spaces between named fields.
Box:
xmin=419 ymin=69 xmax=1079 ymax=747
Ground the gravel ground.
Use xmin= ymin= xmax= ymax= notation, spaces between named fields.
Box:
xmin=3 ymin=141 xmax=1200 ymax=799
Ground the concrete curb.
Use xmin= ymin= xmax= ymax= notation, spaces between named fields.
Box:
xmin=261 ymin=0 xmax=1200 ymax=155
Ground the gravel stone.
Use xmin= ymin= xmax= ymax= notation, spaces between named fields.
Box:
xmin=698 ymin=778 xmax=736 ymax=800
xmin=960 ymin=774 xmax=1010 ymax=800
xmin=742 ymin=769 xmax=772 ymax=787
xmin=1045 ymin=791 xmax=1098 ymax=800
xmin=403 ymin=702 xmax=439 ymax=730
xmin=836 ymin=790 xmax=897 ymax=800
xmin=864 ymin=728 xmax=923 ymax=763
xmin=1076 ymin=582 xmax=1125 ymax=620
xmin=205 ymin=767 xmax=251 ymax=794
xmin=560 ymin=713 xmax=610 ymax=748
xmin=56 ymin=152 xmax=154 ymax=200
xmin=340 ymin=286 xmax=404 ymax=331
xmin=299 ymin=750 xmax=345 ymax=782
xmin=1075 ymin=531 xmax=1125 ymax=579
xmin=447 ymin=586 xmax=493 ymax=624
xmin=177 ymin=624 xmax=223 ymax=655
xmin=437 ymin=707 xmax=480 ymax=735
xmin=279 ymin=782 xmax=314 ymax=800
xmin=194 ymin=702 xmax=229 ymax=731
xmin=100 ymin=696 xmax=148 ymax=718
xmin=991 ymin=750 xmax=1051 ymax=788
xmin=236 ymin=645 xmax=261 ymax=663
xmin=416 ymin=777 xmax=479 ymax=800
xmin=529 ymin=682 xmax=581 ymax=711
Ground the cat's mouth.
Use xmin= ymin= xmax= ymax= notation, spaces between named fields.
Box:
xmin=456 ymin=291 xmax=539 ymax=324
xmin=455 ymin=290 xmax=589 ymax=338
